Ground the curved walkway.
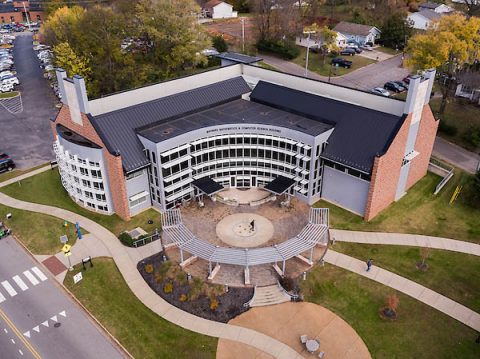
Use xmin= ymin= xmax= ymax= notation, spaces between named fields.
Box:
xmin=324 ymin=250 xmax=480 ymax=332
xmin=0 ymin=192 xmax=303 ymax=359
xmin=330 ymin=229 xmax=480 ymax=256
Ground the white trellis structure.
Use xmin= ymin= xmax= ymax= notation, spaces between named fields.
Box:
xmin=162 ymin=208 xmax=329 ymax=283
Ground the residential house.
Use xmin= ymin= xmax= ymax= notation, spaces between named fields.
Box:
xmin=332 ymin=21 xmax=381 ymax=45
xmin=203 ymin=0 xmax=238 ymax=19
xmin=407 ymin=9 xmax=442 ymax=30
xmin=295 ymin=32 xmax=347 ymax=50
xmin=418 ymin=2 xmax=454 ymax=13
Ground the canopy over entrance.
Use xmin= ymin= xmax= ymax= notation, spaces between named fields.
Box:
xmin=192 ymin=177 xmax=224 ymax=196
xmin=264 ymin=176 xmax=296 ymax=195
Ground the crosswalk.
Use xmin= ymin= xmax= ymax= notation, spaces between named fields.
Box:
xmin=0 ymin=267 xmax=48 ymax=303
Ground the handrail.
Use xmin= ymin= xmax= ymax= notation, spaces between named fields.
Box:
xmin=243 ymin=285 xmax=258 ymax=308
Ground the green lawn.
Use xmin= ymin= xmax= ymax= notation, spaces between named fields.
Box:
xmin=331 ymin=242 xmax=480 ymax=312
xmin=430 ymin=97 xmax=480 ymax=152
xmin=300 ymin=264 xmax=479 ymax=359
xmin=0 ymin=163 xmax=49 ymax=182
xmin=0 ymin=91 xmax=19 ymax=99
xmin=64 ymin=258 xmax=216 ymax=359
xmin=0 ymin=203 xmax=79 ymax=254
xmin=0 ymin=170 xmax=161 ymax=236
xmin=292 ymin=47 xmax=376 ymax=77
xmin=315 ymin=171 xmax=480 ymax=243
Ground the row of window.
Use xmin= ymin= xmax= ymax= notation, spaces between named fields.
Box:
xmin=323 ymin=160 xmax=371 ymax=181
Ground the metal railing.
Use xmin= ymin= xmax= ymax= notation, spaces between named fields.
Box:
xmin=132 ymin=231 xmax=161 ymax=248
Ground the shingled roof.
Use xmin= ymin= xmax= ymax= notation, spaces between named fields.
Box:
xmin=249 ymin=81 xmax=406 ymax=173
xmin=333 ymin=21 xmax=380 ymax=36
xmin=90 ymin=77 xmax=251 ymax=173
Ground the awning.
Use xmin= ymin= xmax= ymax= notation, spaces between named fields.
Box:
xmin=191 ymin=177 xmax=224 ymax=196
xmin=264 ymin=176 xmax=296 ymax=195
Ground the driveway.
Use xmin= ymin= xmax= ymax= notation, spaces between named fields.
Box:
xmin=0 ymin=32 xmax=58 ymax=169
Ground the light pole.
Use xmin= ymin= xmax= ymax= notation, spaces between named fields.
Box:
xmin=304 ymin=30 xmax=316 ymax=78
xmin=22 ymin=2 xmax=31 ymax=30
xmin=241 ymin=17 xmax=245 ymax=53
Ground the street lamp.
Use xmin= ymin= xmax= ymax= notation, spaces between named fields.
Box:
xmin=240 ymin=17 xmax=246 ymax=53
xmin=303 ymin=30 xmax=316 ymax=78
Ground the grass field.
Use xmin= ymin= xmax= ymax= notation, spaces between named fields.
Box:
xmin=0 ymin=203 xmax=80 ymax=254
xmin=315 ymin=171 xmax=480 ymax=243
xmin=0 ymin=163 xmax=49 ymax=182
xmin=430 ymin=97 xmax=480 ymax=152
xmin=64 ymin=258 xmax=217 ymax=359
xmin=0 ymin=91 xmax=19 ymax=99
xmin=301 ymin=264 xmax=479 ymax=359
xmin=292 ymin=47 xmax=376 ymax=77
xmin=331 ymin=242 xmax=480 ymax=312
xmin=0 ymin=170 xmax=160 ymax=236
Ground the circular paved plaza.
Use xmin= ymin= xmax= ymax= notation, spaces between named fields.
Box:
xmin=216 ymin=213 xmax=274 ymax=248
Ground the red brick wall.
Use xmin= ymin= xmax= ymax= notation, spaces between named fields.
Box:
xmin=1 ymin=12 xmax=23 ymax=23
xmin=52 ymin=105 xmax=131 ymax=220
xmin=29 ymin=11 xmax=44 ymax=22
xmin=406 ymin=105 xmax=439 ymax=190
xmin=364 ymin=113 xmax=412 ymax=221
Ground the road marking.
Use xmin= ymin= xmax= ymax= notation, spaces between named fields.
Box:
xmin=32 ymin=326 xmax=39 ymax=333
xmin=23 ymin=331 xmax=30 ymax=338
xmin=0 ymin=291 xmax=5 ymax=303
xmin=41 ymin=321 xmax=48 ymax=328
xmin=11 ymin=338 xmax=15 ymax=344
xmin=12 ymin=276 xmax=28 ymax=292
xmin=59 ymin=311 xmax=66 ymax=318
xmin=19 ymin=349 xmax=23 ymax=356
xmin=31 ymin=267 xmax=47 ymax=282
xmin=4 ymin=328 xmax=8 ymax=333
xmin=1 ymin=281 xmax=17 ymax=297
xmin=50 ymin=315 xmax=57 ymax=322
xmin=23 ymin=271 xmax=39 ymax=286
xmin=0 ymin=308 xmax=41 ymax=359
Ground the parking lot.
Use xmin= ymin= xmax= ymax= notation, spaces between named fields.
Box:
xmin=0 ymin=32 xmax=58 ymax=169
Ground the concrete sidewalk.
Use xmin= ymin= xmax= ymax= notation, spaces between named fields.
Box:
xmin=324 ymin=250 xmax=480 ymax=332
xmin=331 ymin=229 xmax=480 ymax=256
xmin=0 ymin=191 xmax=303 ymax=359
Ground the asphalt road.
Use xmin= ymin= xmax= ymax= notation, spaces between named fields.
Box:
xmin=0 ymin=236 xmax=126 ymax=359
xmin=0 ymin=32 xmax=58 ymax=169
xmin=433 ymin=137 xmax=480 ymax=174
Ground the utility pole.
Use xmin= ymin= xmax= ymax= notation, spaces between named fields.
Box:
xmin=241 ymin=17 xmax=245 ymax=53
xmin=23 ymin=2 xmax=31 ymax=30
xmin=304 ymin=30 xmax=316 ymax=77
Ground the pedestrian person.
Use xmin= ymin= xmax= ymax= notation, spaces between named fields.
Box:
xmin=366 ymin=258 xmax=373 ymax=272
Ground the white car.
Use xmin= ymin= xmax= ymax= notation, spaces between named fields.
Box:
xmin=0 ymin=71 xmax=14 ymax=78
xmin=371 ymin=87 xmax=390 ymax=97
xmin=0 ymin=82 xmax=14 ymax=93
xmin=1 ymin=76 xmax=19 ymax=86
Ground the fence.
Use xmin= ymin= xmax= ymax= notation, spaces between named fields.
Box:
xmin=428 ymin=157 xmax=455 ymax=195
xmin=132 ymin=231 xmax=161 ymax=248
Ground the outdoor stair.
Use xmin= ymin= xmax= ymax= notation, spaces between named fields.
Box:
xmin=249 ymin=284 xmax=291 ymax=307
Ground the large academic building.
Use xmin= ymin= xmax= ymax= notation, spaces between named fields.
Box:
xmin=51 ymin=57 xmax=438 ymax=221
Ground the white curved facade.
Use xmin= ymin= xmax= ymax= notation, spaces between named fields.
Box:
xmin=53 ymin=134 xmax=113 ymax=214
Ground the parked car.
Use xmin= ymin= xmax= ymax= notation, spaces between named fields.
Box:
xmin=347 ymin=47 xmax=362 ymax=54
xmin=0 ymin=82 xmax=13 ymax=92
xmin=371 ymin=87 xmax=390 ymax=97
xmin=393 ymin=80 xmax=408 ymax=90
xmin=331 ymin=57 xmax=353 ymax=68
xmin=384 ymin=81 xmax=404 ymax=93
xmin=402 ymin=76 xmax=412 ymax=84
xmin=361 ymin=44 xmax=373 ymax=51
xmin=1 ymin=76 xmax=19 ymax=86
xmin=0 ymin=153 xmax=15 ymax=173
xmin=339 ymin=48 xmax=356 ymax=56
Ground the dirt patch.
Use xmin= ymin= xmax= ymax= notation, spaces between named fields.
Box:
xmin=138 ymin=252 xmax=254 ymax=323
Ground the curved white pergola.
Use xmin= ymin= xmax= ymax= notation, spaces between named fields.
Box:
xmin=162 ymin=207 xmax=329 ymax=280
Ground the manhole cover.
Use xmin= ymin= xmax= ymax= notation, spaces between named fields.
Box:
xmin=54 ymin=323 xmax=61 ymax=328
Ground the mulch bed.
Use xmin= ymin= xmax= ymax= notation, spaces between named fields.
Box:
xmin=137 ymin=252 xmax=253 ymax=323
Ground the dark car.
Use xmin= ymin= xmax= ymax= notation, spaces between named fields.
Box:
xmin=339 ymin=48 xmax=356 ymax=56
xmin=0 ymin=153 xmax=15 ymax=173
xmin=331 ymin=57 xmax=352 ymax=68
xmin=384 ymin=81 xmax=404 ymax=93
xmin=393 ymin=80 xmax=408 ymax=90
xmin=347 ymin=46 xmax=362 ymax=54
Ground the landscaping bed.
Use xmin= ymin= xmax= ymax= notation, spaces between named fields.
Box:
xmin=138 ymin=253 xmax=253 ymax=323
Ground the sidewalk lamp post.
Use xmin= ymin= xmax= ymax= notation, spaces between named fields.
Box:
xmin=304 ymin=30 xmax=316 ymax=78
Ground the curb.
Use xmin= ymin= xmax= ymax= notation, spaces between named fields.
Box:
xmin=8 ymin=234 xmax=134 ymax=359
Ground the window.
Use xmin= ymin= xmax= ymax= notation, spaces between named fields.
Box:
xmin=93 ymin=182 xmax=104 ymax=190
xmin=91 ymin=169 xmax=102 ymax=178
xmin=36 ymin=15 xmax=41 ymax=21
xmin=85 ymin=191 xmax=93 ymax=199
xmin=129 ymin=192 xmax=148 ymax=207
xmin=79 ymin=167 xmax=88 ymax=176
xmin=152 ymin=151 xmax=156 ymax=164
xmin=125 ymin=169 xmax=144 ymax=180
xmin=96 ymin=193 xmax=106 ymax=201
xmin=82 ymin=179 xmax=91 ymax=188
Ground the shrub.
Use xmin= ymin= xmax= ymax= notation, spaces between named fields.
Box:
xmin=212 ymin=35 xmax=228 ymax=53
xmin=463 ymin=126 xmax=480 ymax=148
xmin=279 ymin=276 xmax=297 ymax=292
xmin=163 ymin=282 xmax=173 ymax=294
xmin=256 ymin=39 xmax=300 ymax=59
xmin=179 ymin=294 xmax=188 ymax=302
xmin=210 ymin=297 xmax=219 ymax=311
xmin=144 ymin=264 xmax=154 ymax=274
xmin=438 ymin=120 xmax=457 ymax=136
xmin=154 ymin=272 xmax=163 ymax=283
xmin=118 ymin=232 xmax=134 ymax=247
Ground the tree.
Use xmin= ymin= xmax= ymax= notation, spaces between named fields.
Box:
xmin=135 ymin=0 xmax=210 ymax=78
xmin=405 ymin=14 xmax=480 ymax=114
xmin=212 ymin=35 xmax=228 ymax=53
xmin=461 ymin=0 xmax=480 ymax=17
xmin=41 ymin=6 xmax=85 ymax=47
xmin=381 ymin=12 xmax=413 ymax=50
xmin=320 ymin=25 xmax=338 ymax=63
xmin=53 ymin=42 xmax=91 ymax=81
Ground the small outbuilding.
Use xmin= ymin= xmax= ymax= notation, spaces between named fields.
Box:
xmin=203 ymin=0 xmax=238 ymax=19
xmin=332 ymin=21 xmax=381 ymax=45
xmin=407 ymin=9 xmax=442 ymax=30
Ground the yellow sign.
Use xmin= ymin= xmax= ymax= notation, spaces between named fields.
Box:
xmin=61 ymin=244 xmax=72 ymax=254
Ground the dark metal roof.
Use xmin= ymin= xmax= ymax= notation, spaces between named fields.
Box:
xmin=216 ymin=52 xmax=263 ymax=64
xmin=192 ymin=177 xmax=224 ymax=196
xmin=138 ymin=99 xmax=333 ymax=143
xmin=90 ymin=77 xmax=251 ymax=173
xmin=264 ymin=176 xmax=296 ymax=195
xmin=250 ymin=81 xmax=406 ymax=173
